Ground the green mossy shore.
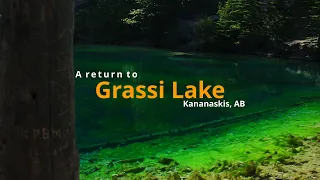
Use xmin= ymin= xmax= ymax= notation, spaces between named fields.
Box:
xmin=79 ymin=101 xmax=320 ymax=180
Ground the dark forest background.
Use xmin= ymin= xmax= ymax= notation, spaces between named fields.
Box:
xmin=74 ymin=0 xmax=320 ymax=58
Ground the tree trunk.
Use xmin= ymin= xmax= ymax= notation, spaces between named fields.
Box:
xmin=0 ymin=0 xmax=79 ymax=180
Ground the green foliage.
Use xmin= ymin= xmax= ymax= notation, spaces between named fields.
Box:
xmin=215 ymin=0 xmax=268 ymax=50
xmin=311 ymin=0 xmax=320 ymax=24
xmin=194 ymin=17 xmax=216 ymax=41
xmin=74 ymin=0 xmax=319 ymax=55
xmin=122 ymin=9 xmax=145 ymax=26
xmin=74 ymin=0 xmax=136 ymax=43
xmin=310 ymin=0 xmax=320 ymax=50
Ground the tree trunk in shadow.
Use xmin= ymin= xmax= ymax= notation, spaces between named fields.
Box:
xmin=0 ymin=0 xmax=79 ymax=180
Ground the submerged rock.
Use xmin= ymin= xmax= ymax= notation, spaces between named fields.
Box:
xmin=167 ymin=171 xmax=181 ymax=180
xmin=182 ymin=167 xmax=193 ymax=173
xmin=158 ymin=157 xmax=177 ymax=165
xmin=242 ymin=161 xmax=259 ymax=176
xmin=117 ymin=157 xmax=144 ymax=164
xmin=287 ymin=135 xmax=303 ymax=148
xmin=188 ymin=171 xmax=205 ymax=180
xmin=123 ymin=166 xmax=146 ymax=174
xmin=304 ymin=136 xmax=317 ymax=141
xmin=88 ymin=157 xmax=99 ymax=163
xmin=292 ymin=147 xmax=304 ymax=153
xmin=82 ymin=165 xmax=99 ymax=175
xmin=111 ymin=172 xmax=126 ymax=179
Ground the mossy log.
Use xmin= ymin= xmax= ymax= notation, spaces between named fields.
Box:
xmin=79 ymin=97 xmax=320 ymax=153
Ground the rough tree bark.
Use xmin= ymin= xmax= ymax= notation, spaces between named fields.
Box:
xmin=0 ymin=0 xmax=79 ymax=180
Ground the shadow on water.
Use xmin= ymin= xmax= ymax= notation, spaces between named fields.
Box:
xmin=74 ymin=45 xmax=320 ymax=151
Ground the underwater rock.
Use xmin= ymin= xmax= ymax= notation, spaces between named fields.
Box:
xmin=231 ymin=161 xmax=245 ymax=170
xmin=292 ymin=147 xmax=304 ymax=153
xmin=260 ymin=137 xmax=272 ymax=142
xmin=106 ymin=159 xmax=117 ymax=167
xmin=123 ymin=166 xmax=146 ymax=174
xmin=144 ymin=173 xmax=159 ymax=180
xmin=111 ymin=174 xmax=117 ymax=180
xmin=186 ymin=144 xmax=198 ymax=149
xmin=182 ymin=167 xmax=193 ymax=173
xmin=111 ymin=172 xmax=125 ymax=180
xmin=88 ymin=157 xmax=99 ymax=163
xmin=150 ymin=142 xmax=160 ymax=146
xmin=276 ymin=154 xmax=292 ymax=164
xmin=145 ymin=166 xmax=157 ymax=173
xmin=316 ymin=133 xmax=320 ymax=142
xmin=158 ymin=157 xmax=177 ymax=165
xmin=167 ymin=171 xmax=181 ymax=180
xmin=117 ymin=157 xmax=144 ymax=164
xmin=265 ymin=155 xmax=273 ymax=160
xmin=287 ymin=135 xmax=303 ymax=148
xmin=280 ymin=158 xmax=296 ymax=165
xmin=187 ymin=171 xmax=205 ymax=180
xmin=304 ymin=136 xmax=317 ymax=141
xmin=159 ymin=166 xmax=168 ymax=172
xmin=209 ymin=160 xmax=246 ymax=173
xmin=159 ymin=162 xmax=178 ymax=172
xmin=242 ymin=161 xmax=259 ymax=177
xmin=217 ymin=160 xmax=229 ymax=172
xmin=82 ymin=165 xmax=99 ymax=175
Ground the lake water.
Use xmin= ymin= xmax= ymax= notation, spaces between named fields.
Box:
xmin=74 ymin=45 xmax=320 ymax=151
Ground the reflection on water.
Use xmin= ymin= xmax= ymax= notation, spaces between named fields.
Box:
xmin=74 ymin=46 xmax=320 ymax=150
xmin=285 ymin=67 xmax=320 ymax=87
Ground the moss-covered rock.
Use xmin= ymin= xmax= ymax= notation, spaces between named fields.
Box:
xmin=187 ymin=171 xmax=205 ymax=180
xmin=287 ymin=135 xmax=303 ymax=148
xmin=123 ymin=166 xmax=146 ymax=174
xmin=158 ymin=157 xmax=178 ymax=165
xmin=167 ymin=171 xmax=181 ymax=180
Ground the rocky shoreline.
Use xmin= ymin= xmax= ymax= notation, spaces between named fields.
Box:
xmin=180 ymin=37 xmax=319 ymax=61
xmin=88 ymin=36 xmax=319 ymax=61
xmin=258 ymin=136 xmax=320 ymax=180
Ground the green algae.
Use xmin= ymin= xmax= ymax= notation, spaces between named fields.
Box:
xmin=79 ymin=101 xmax=320 ymax=179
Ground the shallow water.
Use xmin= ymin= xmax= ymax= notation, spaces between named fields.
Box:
xmin=75 ymin=45 xmax=320 ymax=179
xmin=74 ymin=45 xmax=320 ymax=149
xmin=79 ymin=100 xmax=320 ymax=179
